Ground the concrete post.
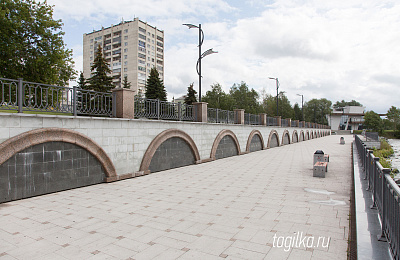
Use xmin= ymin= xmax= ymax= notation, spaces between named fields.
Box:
xmin=193 ymin=102 xmax=208 ymax=122
xmin=301 ymin=121 xmax=305 ymax=128
xmin=275 ymin=116 xmax=281 ymax=127
xmin=259 ymin=113 xmax=267 ymax=126
xmin=112 ymin=88 xmax=135 ymax=119
xmin=295 ymin=120 xmax=299 ymax=127
xmin=234 ymin=109 xmax=245 ymax=124
xmin=287 ymin=118 xmax=292 ymax=127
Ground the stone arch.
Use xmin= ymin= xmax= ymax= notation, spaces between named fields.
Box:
xmin=0 ymin=128 xmax=116 ymax=178
xmin=299 ymin=130 xmax=305 ymax=141
xmin=210 ymin=129 xmax=241 ymax=160
xmin=310 ymin=131 xmax=314 ymax=139
xmin=267 ymin=130 xmax=280 ymax=148
xmin=306 ymin=131 xmax=310 ymax=140
xmin=281 ymin=130 xmax=291 ymax=145
xmin=292 ymin=130 xmax=299 ymax=143
xmin=246 ymin=130 xmax=265 ymax=152
xmin=140 ymin=129 xmax=200 ymax=173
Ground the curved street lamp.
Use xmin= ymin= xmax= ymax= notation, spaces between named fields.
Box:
xmin=183 ymin=23 xmax=217 ymax=102
xmin=269 ymin=77 xmax=280 ymax=116
xmin=297 ymin=94 xmax=304 ymax=121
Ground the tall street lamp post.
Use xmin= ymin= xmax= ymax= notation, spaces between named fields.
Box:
xmin=269 ymin=77 xmax=279 ymax=116
xmin=297 ymin=94 xmax=304 ymax=121
xmin=183 ymin=23 xmax=217 ymax=102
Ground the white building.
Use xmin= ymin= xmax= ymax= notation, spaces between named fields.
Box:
xmin=327 ymin=106 xmax=366 ymax=130
xmin=83 ymin=18 xmax=164 ymax=94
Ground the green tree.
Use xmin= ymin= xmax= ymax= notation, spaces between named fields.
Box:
xmin=77 ymin=71 xmax=86 ymax=89
xmin=87 ymin=45 xmax=113 ymax=92
xmin=184 ymin=83 xmax=197 ymax=105
xmin=145 ymin=67 xmax=167 ymax=101
xmin=261 ymin=92 xmax=293 ymax=118
xmin=293 ymin=103 xmax=302 ymax=121
xmin=229 ymin=82 xmax=263 ymax=114
xmin=364 ymin=111 xmax=383 ymax=133
xmin=122 ymin=76 xmax=132 ymax=89
xmin=333 ymin=100 xmax=362 ymax=109
xmin=202 ymin=83 xmax=235 ymax=110
xmin=303 ymin=98 xmax=332 ymax=124
xmin=387 ymin=106 xmax=400 ymax=130
xmin=0 ymin=0 xmax=75 ymax=85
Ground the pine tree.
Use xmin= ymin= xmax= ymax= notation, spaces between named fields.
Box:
xmin=87 ymin=45 xmax=114 ymax=92
xmin=184 ymin=83 xmax=197 ymax=105
xmin=145 ymin=67 xmax=167 ymax=101
xmin=77 ymin=71 xmax=86 ymax=89
xmin=122 ymin=76 xmax=132 ymax=89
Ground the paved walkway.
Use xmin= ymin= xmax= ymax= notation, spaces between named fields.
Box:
xmin=0 ymin=135 xmax=353 ymax=260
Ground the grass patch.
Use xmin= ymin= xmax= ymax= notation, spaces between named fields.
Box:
xmin=373 ymin=139 xmax=397 ymax=172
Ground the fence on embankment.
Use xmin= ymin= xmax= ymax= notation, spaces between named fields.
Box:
xmin=355 ymin=135 xmax=400 ymax=260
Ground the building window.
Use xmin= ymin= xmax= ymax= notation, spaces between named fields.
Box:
xmin=148 ymin=57 xmax=150 ymax=61
xmin=124 ymin=61 xmax=127 ymax=65
xmin=152 ymin=34 xmax=155 ymax=38
xmin=124 ymin=48 xmax=128 ymax=53
xmin=138 ymin=60 xmax=145 ymax=64
xmin=157 ymin=41 xmax=163 ymax=47
xmin=90 ymin=45 xmax=93 ymax=49
xmin=124 ymin=29 xmax=128 ymax=33
xmin=139 ymin=34 xmax=146 ymax=40
xmin=148 ymin=32 xmax=150 ymax=36
xmin=139 ymin=40 xmax=146 ymax=47
xmin=95 ymin=36 xmax=102 ymax=41
xmin=152 ymin=58 xmax=154 ymax=62
xmin=124 ymin=36 xmax=128 ymax=40
xmin=147 ymin=63 xmax=150 ymax=67
xmin=124 ymin=55 xmax=128 ymax=59
xmin=124 ymin=68 xmax=128 ymax=72
xmin=138 ymin=66 xmax=146 ymax=71
xmin=138 ymin=53 xmax=146 ymax=59
xmin=152 ymin=40 xmax=154 ymax=44
xmin=139 ymin=27 xmax=146 ymax=33
xmin=124 ymin=42 xmax=128 ymax=46
xmin=157 ymin=47 xmax=163 ymax=53
xmin=157 ymin=36 xmax=163 ymax=41
xmin=90 ymin=56 xmax=93 ymax=61
xmin=90 ymin=51 xmax=93 ymax=55
xmin=138 ymin=47 xmax=146 ymax=52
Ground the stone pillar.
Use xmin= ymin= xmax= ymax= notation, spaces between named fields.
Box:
xmin=193 ymin=102 xmax=208 ymax=122
xmin=259 ymin=113 xmax=267 ymax=126
xmin=234 ymin=109 xmax=245 ymax=124
xmin=275 ymin=116 xmax=281 ymax=127
xmin=301 ymin=121 xmax=305 ymax=128
xmin=295 ymin=120 xmax=299 ymax=127
xmin=287 ymin=118 xmax=292 ymax=127
xmin=112 ymin=88 xmax=135 ymax=119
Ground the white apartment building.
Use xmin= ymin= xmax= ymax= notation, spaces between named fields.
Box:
xmin=83 ymin=18 xmax=164 ymax=94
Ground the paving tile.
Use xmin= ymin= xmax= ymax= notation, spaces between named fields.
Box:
xmin=0 ymin=135 xmax=351 ymax=259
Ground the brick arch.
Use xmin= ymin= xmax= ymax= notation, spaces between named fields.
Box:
xmin=140 ymin=129 xmax=200 ymax=172
xmin=0 ymin=128 xmax=116 ymax=178
xmin=299 ymin=130 xmax=305 ymax=141
xmin=246 ymin=130 xmax=265 ymax=152
xmin=281 ymin=130 xmax=291 ymax=145
xmin=306 ymin=130 xmax=310 ymax=140
xmin=310 ymin=131 xmax=314 ymax=139
xmin=267 ymin=130 xmax=280 ymax=148
xmin=292 ymin=130 xmax=299 ymax=143
xmin=210 ymin=129 xmax=241 ymax=160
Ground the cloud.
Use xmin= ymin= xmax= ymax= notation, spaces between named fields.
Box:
xmin=49 ymin=0 xmax=400 ymax=113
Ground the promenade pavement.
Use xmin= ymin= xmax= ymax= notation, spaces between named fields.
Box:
xmin=0 ymin=135 xmax=353 ymax=260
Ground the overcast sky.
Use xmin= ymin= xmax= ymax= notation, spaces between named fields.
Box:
xmin=47 ymin=0 xmax=400 ymax=113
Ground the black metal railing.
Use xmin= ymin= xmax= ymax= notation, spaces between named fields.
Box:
xmin=134 ymin=97 xmax=195 ymax=121
xmin=244 ymin=113 xmax=261 ymax=125
xmin=0 ymin=78 xmax=113 ymax=117
xmin=207 ymin=108 xmax=234 ymax=124
xmin=355 ymin=135 xmax=399 ymax=259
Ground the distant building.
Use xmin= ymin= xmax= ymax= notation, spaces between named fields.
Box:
xmin=327 ymin=106 xmax=366 ymax=130
xmin=174 ymin=95 xmax=186 ymax=104
xmin=83 ymin=18 xmax=164 ymax=94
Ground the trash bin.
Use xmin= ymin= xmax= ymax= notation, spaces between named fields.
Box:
xmin=340 ymin=137 xmax=345 ymax=145
xmin=313 ymin=150 xmax=324 ymax=164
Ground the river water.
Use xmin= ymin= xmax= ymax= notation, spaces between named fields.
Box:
xmin=388 ymin=139 xmax=400 ymax=170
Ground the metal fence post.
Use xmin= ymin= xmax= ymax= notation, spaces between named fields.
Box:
xmin=18 ymin=78 xmax=23 ymax=113
xmin=73 ymin=86 xmax=77 ymax=116
xmin=378 ymin=168 xmax=391 ymax=242
xmin=178 ymin=102 xmax=182 ymax=121
xmin=371 ymin=156 xmax=380 ymax=210
xmin=157 ymin=99 xmax=160 ymax=120
xmin=366 ymin=150 xmax=373 ymax=189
